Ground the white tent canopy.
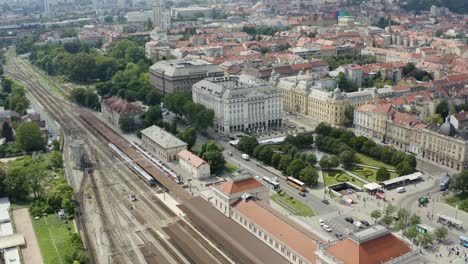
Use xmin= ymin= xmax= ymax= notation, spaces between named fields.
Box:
xmin=363 ymin=182 xmax=382 ymax=191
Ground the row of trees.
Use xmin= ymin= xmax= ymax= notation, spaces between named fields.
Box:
xmin=1 ymin=76 xmax=29 ymax=114
xmin=70 ymin=88 xmax=100 ymax=110
xmin=163 ymin=91 xmax=214 ymax=131
xmin=315 ymin=123 xmax=416 ymax=176
xmin=316 ymin=51 xmax=376 ymax=70
xmin=371 ymin=205 xmax=448 ymax=248
xmin=237 ymin=135 xmax=319 ymax=186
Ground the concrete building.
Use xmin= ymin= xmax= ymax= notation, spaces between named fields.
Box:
xmin=149 ymin=59 xmax=223 ymax=94
xmin=193 ymin=75 xmax=283 ymax=135
xmin=316 ymin=225 xmax=419 ymax=264
xmin=332 ymin=64 xmax=363 ymax=88
xmin=126 ymin=10 xmax=153 ymax=23
xmin=209 ymin=176 xmax=322 ymax=264
xmin=277 ymin=74 xmax=378 ymax=125
xmin=354 ymin=104 xmax=468 ymax=171
xmin=141 ymin=125 xmax=187 ymax=162
xmin=171 ymin=7 xmax=213 ymax=19
xmin=101 ymin=96 xmax=144 ymax=127
xmin=178 ymin=149 xmax=211 ymax=179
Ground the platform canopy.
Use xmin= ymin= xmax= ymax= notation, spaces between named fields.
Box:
xmin=363 ymin=182 xmax=382 ymax=191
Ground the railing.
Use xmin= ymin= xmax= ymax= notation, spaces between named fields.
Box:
xmin=385 ymin=250 xmax=420 ymax=264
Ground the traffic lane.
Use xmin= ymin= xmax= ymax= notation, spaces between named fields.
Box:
xmin=224 ymin=152 xmax=333 ymax=215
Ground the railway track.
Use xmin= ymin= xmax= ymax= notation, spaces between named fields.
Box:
xmin=6 ymin=51 xmax=234 ymax=264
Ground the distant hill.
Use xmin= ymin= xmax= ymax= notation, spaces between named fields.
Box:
xmin=401 ymin=0 xmax=468 ymax=14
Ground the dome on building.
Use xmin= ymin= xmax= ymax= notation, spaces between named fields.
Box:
xmin=334 ymin=87 xmax=342 ymax=94
xmin=439 ymin=121 xmax=455 ymax=136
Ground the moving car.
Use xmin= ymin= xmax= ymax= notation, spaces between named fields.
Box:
xmin=241 ymin=154 xmax=250 ymax=160
xmin=228 ymin=152 xmax=233 ymax=156
xmin=361 ymin=220 xmax=370 ymax=226
xmin=318 ymin=219 xmax=324 ymax=226
xmin=299 ymin=192 xmax=306 ymax=197
xmin=322 ymin=199 xmax=329 ymax=204
xmin=345 ymin=217 xmax=354 ymax=223
xmin=322 ymin=224 xmax=332 ymax=232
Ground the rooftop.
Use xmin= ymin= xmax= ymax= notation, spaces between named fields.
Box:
xmin=102 ymin=96 xmax=144 ymax=115
xmin=178 ymin=150 xmax=207 ymax=168
xmin=232 ymin=199 xmax=321 ymax=263
xmin=141 ymin=125 xmax=188 ymax=149
xmin=216 ymin=177 xmax=265 ymax=195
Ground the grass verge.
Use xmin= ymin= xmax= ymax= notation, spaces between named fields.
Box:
xmin=31 ymin=214 xmax=76 ymax=264
xmin=225 ymin=162 xmax=239 ymax=173
xmin=445 ymin=195 xmax=468 ymax=213
xmin=271 ymin=193 xmax=314 ymax=217
xmin=355 ymin=153 xmax=395 ymax=170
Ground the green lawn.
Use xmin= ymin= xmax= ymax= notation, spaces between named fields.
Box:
xmin=271 ymin=193 xmax=314 ymax=217
xmin=350 ymin=166 xmax=398 ymax=183
xmin=225 ymin=162 xmax=239 ymax=173
xmin=323 ymin=170 xmax=365 ymax=188
xmin=31 ymin=214 xmax=76 ymax=264
xmin=354 ymin=153 xmax=395 ymax=170
xmin=445 ymin=195 xmax=468 ymax=213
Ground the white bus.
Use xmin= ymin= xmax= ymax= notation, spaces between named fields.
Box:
xmin=262 ymin=177 xmax=280 ymax=190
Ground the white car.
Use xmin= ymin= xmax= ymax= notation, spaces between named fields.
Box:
xmin=353 ymin=221 xmax=363 ymax=228
xmin=322 ymin=224 xmax=332 ymax=232
xmin=318 ymin=219 xmax=325 ymax=226
xmin=397 ymin=187 xmax=406 ymax=193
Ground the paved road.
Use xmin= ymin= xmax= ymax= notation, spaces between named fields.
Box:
xmin=13 ymin=208 xmax=44 ymax=264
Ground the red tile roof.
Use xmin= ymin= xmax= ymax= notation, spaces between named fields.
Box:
xmin=178 ymin=150 xmax=207 ymax=168
xmin=102 ymin=96 xmax=144 ymax=115
xmin=217 ymin=178 xmax=265 ymax=195
xmin=232 ymin=200 xmax=321 ymax=263
xmin=326 ymin=233 xmax=411 ymax=264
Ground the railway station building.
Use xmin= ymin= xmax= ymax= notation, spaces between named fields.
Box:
xmin=101 ymin=96 xmax=144 ymax=128
xmin=210 ymin=176 xmax=322 ymax=264
xmin=141 ymin=125 xmax=187 ymax=161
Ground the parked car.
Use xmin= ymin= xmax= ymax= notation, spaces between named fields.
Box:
xmin=299 ymin=192 xmax=306 ymax=197
xmin=353 ymin=221 xmax=363 ymax=228
xmin=322 ymin=199 xmax=329 ymax=204
xmin=345 ymin=217 xmax=354 ymax=223
xmin=322 ymin=225 xmax=332 ymax=232
xmin=397 ymin=187 xmax=406 ymax=193
xmin=335 ymin=233 xmax=344 ymax=240
xmin=361 ymin=220 xmax=370 ymax=226
xmin=318 ymin=219 xmax=324 ymax=226
xmin=228 ymin=152 xmax=233 ymax=156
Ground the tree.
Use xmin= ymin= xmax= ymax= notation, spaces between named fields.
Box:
xmin=435 ymin=30 xmax=443 ymax=38
xmin=237 ymin=136 xmax=259 ymax=156
xmin=278 ymin=155 xmax=292 ymax=171
xmin=382 ymin=215 xmax=393 ymax=226
xmin=271 ymin=153 xmax=282 ymax=168
xmin=370 ymin=210 xmax=382 ymax=223
xmin=104 ymin=15 xmax=113 ymax=23
xmin=202 ymin=150 xmax=225 ymax=175
xmin=259 ymin=146 xmax=274 ymax=165
xmin=144 ymin=106 xmax=162 ymax=127
xmin=409 ymin=214 xmax=421 ymax=226
xmin=435 ymin=100 xmax=449 ymax=120
xmin=195 ymin=109 xmax=214 ymax=130
xmin=319 ymin=155 xmax=340 ymax=170
xmin=339 ymin=150 xmax=355 ymax=168
xmin=376 ymin=167 xmax=390 ymax=181
xmin=397 ymin=208 xmax=409 ymax=223
xmin=15 ymin=122 xmax=45 ymax=152
xmin=402 ymin=63 xmax=416 ymax=76
xmin=434 ymin=226 xmax=448 ymax=242
xmin=119 ymin=116 xmax=136 ymax=132
xmin=170 ymin=119 xmax=178 ymax=134
xmin=49 ymin=151 xmax=63 ymax=168
xmin=52 ymin=139 xmax=60 ymax=151
xmin=306 ymin=153 xmax=317 ymax=166
xmin=384 ymin=204 xmax=396 ymax=216
xmin=419 ymin=233 xmax=434 ymax=248
xmin=178 ymin=128 xmax=197 ymax=150
xmin=425 ymin=114 xmax=444 ymax=125
xmin=396 ymin=161 xmax=414 ymax=176
xmin=284 ymin=133 xmax=314 ymax=149
xmin=299 ymin=166 xmax=319 ymax=186
xmin=1 ymin=77 xmax=12 ymax=93
xmin=344 ymin=105 xmax=354 ymax=127
xmin=1 ymin=122 xmax=14 ymax=142
xmin=451 ymin=170 xmax=468 ymax=196
xmin=286 ymin=159 xmax=305 ymax=178
xmin=394 ymin=220 xmax=406 ymax=231
xmin=404 ymin=225 xmax=418 ymax=241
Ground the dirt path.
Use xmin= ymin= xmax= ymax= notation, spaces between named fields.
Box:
xmin=12 ymin=208 xmax=44 ymax=264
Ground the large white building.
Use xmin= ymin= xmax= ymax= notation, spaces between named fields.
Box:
xmin=193 ymin=75 xmax=283 ymax=135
